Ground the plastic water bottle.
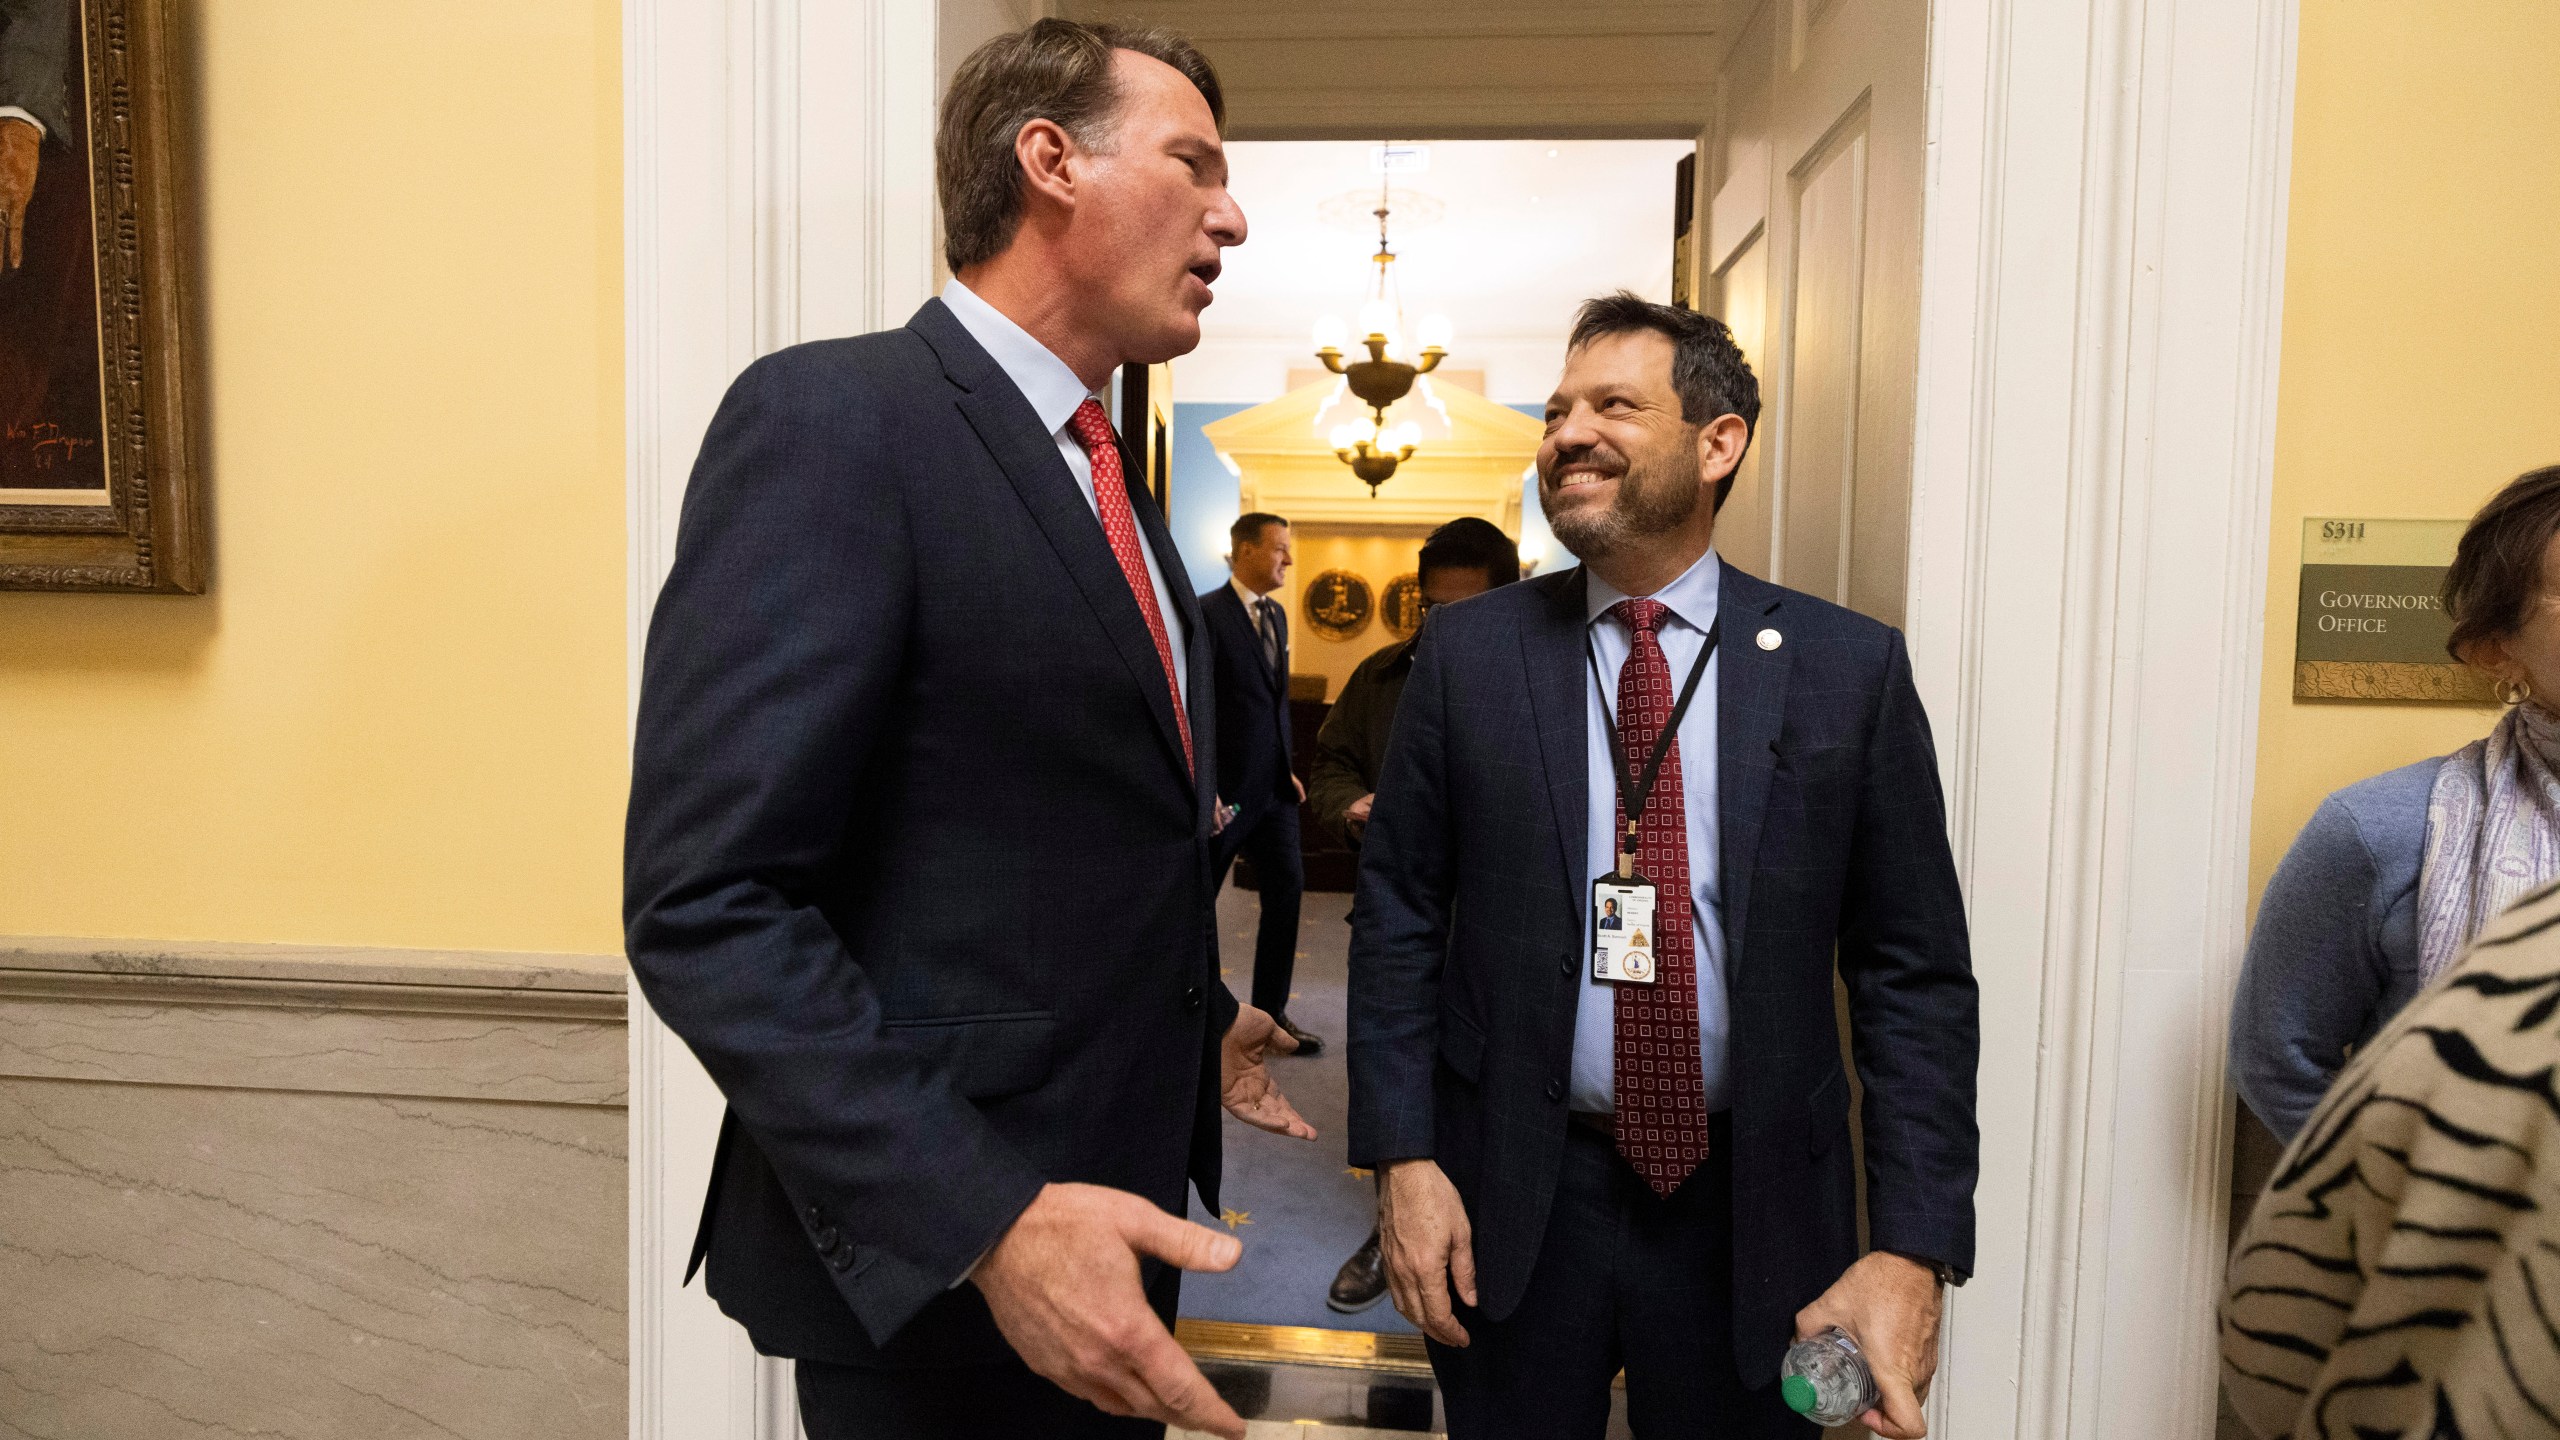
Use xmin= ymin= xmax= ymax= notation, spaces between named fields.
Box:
xmin=1780 ymin=1326 xmax=1879 ymax=1426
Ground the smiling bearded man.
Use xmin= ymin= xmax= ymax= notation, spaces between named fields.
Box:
xmin=1347 ymin=291 xmax=1980 ymax=1439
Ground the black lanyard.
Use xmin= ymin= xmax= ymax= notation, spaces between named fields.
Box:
xmin=1586 ymin=617 xmax=1721 ymax=876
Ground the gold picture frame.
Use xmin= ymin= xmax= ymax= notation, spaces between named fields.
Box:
xmin=0 ymin=0 xmax=202 ymax=592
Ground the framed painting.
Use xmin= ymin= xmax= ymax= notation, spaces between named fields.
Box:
xmin=0 ymin=0 xmax=200 ymax=592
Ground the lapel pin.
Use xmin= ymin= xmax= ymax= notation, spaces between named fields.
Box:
xmin=1756 ymin=628 xmax=1783 ymax=651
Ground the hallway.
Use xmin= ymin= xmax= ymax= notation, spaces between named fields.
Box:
xmin=1180 ymin=887 xmax=1643 ymax=1438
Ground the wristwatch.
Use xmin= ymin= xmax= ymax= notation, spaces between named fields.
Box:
xmin=1887 ymin=1249 xmax=1960 ymax=1288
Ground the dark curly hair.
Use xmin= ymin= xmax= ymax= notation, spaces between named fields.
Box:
xmin=1565 ymin=291 xmax=1762 ymax=511
xmin=2442 ymin=466 xmax=2560 ymax=664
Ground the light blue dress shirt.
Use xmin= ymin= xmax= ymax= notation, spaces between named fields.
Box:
xmin=1569 ymin=547 xmax=1730 ymax=1114
xmin=940 ymin=279 xmax=1189 ymax=704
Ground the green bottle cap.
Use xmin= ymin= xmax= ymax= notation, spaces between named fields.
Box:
xmin=1781 ymin=1374 xmax=1818 ymax=1416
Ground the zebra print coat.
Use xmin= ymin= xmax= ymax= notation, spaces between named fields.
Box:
xmin=2222 ymin=877 xmax=2560 ymax=1438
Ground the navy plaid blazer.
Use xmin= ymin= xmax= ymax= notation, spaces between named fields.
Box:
xmin=626 ymin=300 xmax=1234 ymax=1369
xmin=1346 ymin=560 xmax=1978 ymax=1386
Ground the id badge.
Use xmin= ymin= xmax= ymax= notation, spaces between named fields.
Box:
xmin=1591 ymin=876 xmax=1660 ymax=984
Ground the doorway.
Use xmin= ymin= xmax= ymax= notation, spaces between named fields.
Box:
xmin=624 ymin=0 xmax=2300 ymax=1435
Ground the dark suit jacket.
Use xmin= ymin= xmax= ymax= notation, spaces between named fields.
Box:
xmin=625 ymin=298 xmax=1236 ymax=1369
xmin=1200 ymin=582 xmax=1295 ymax=825
xmin=1346 ymin=562 xmax=1978 ymax=1386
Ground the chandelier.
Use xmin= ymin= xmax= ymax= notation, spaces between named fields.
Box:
xmin=1312 ymin=175 xmax=1453 ymax=495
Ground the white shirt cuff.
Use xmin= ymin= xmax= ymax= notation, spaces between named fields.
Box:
xmin=0 ymin=107 xmax=44 ymax=139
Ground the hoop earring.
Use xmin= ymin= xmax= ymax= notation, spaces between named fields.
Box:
xmin=2502 ymin=677 xmax=2533 ymax=707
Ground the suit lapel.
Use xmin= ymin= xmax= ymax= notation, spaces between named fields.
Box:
xmin=913 ymin=301 xmax=1195 ymax=793
xmin=1716 ymin=564 xmax=1791 ymax=976
xmin=1521 ymin=569 xmax=1591 ymax=927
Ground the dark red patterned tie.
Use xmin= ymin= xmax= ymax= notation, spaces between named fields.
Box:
xmin=1066 ymin=399 xmax=1194 ymax=775
xmin=1609 ymin=597 xmax=1710 ymax=1197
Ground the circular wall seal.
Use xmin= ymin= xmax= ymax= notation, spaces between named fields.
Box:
xmin=1380 ymin=572 xmax=1425 ymax=640
xmin=1301 ymin=569 xmax=1375 ymax=642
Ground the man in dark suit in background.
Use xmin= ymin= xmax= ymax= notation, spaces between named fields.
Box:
xmin=1349 ymin=294 xmax=1978 ymax=1439
xmin=1202 ymin=511 xmax=1321 ymax=1053
xmin=625 ymin=21 xmax=1312 ymax=1440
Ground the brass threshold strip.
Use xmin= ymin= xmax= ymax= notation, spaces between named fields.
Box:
xmin=1174 ymin=1319 xmax=1434 ymax=1377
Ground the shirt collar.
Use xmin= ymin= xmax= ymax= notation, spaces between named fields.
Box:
xmin=1584 ymin=547 xmax=1723 ymax=634
xmin=1231 ymin=576 xmax=1272 ymax=612
xmin=941 ymin=278 xmax=1096 ymax=437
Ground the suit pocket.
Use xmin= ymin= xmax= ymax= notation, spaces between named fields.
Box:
xmin=882 ymin=1011 xmax=1057 ymax=1100
xmin=1438 ymin=1007 xmax=1488 ymax=1085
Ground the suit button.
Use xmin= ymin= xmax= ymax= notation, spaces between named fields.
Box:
xmin=1546 ymin=1079 xmax=1565 ymax=1102
xmin=1184 ymin=985 xmax=1205 ymax=1011
xmin=804 ymin=1203 xmax=824 ymax=1225
xmin=814 ymin=1226 xmax=840 ymax=1253
xmin=828 ymin=1247 xmax=857 ymax=1273
xmin=1559 ymin=958 xmax=1573 ymax=977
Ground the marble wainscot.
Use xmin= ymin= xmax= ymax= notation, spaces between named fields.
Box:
xmin=0 ymin=937 xmax=628 ymax=1439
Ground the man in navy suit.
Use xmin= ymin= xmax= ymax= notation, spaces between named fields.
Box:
xmin=626 ymin=20 xmax=1312 ymax=1440
xmin=1201 ymin=511 xmax=1322 ymax=1053
xmin=1349 ymin=294 xmax=1978 ymax=1439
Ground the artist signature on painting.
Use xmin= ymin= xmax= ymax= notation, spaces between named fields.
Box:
xmin=2 ymin=421 xmax=97 ymax=469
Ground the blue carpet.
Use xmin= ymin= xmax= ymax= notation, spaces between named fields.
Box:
xmin=1183 ymin=888 xmax=1418 ymax=1337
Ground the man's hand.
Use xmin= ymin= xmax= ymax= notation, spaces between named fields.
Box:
xmin=1345 ymin=792 xmax=1375 ymax=839
xmin=0 ymin=119 xmax=39 ymax=273
xmin=1795 ymin=1251 xmax=1944 ymax=1438
xmin=973 ymin=1183 xmax=1249 ymax=1439
xmin=1292 ymin=774 xmax=1307 ymax=804
xmin=1379 ymin=1158 xmax=1475 ymax=1346
xmin=1221 ymin=1003 xmax=1316 ymax=1139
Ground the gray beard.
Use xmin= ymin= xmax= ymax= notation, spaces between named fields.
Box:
xmin=1544 ymin=458 xmax=1703 ymax=561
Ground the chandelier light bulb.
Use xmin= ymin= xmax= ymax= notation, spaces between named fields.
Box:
xmin=1389 ymin=420 xmax=1421 ymax=451
xmin=1329 ymin=422 xmax=1365 ymax=450
xmin=1417 ymin=313 xmax=1454 ymax=353
xmin=1356 ymin=298 xmax=1398 ymax=344
xmin=1312 ymin=314 xmax=1348 ymax=352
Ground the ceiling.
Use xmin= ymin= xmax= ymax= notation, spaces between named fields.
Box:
xmin=1187 ymin=139 xmax=1696 ymax=401
xmin=1054 ymin=0 xmax=1740 ymax=139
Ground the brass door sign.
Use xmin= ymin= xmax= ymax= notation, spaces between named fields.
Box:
xmin=2293 ymin=518 xmax=2493 ymax=703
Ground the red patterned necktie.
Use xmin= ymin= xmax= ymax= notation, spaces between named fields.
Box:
xmin=1608 ymin=597 xmax=1710 ymax=1197
xmin=1066 ymin=399 xmax=1193 ymax=775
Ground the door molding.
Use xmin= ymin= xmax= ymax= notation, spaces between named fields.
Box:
xmin=625 ymin=2 xmax=938 ymax=1437
xmin=1907 ymin=0 xmax=2297 ymax=1436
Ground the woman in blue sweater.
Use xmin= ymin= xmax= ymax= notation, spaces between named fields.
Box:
xmin=2233 ymin=465 xmax=2560 ymax=1140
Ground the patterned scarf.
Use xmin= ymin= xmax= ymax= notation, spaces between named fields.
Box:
xmin=2417 ymin=701 xmax=2560 ymax=980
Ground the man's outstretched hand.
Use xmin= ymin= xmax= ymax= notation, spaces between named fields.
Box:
xmin=1221 ymin=1002 xmax=1316 ymax=1139
xmin=973 ymin=1182 xmax=1249 ymax=1440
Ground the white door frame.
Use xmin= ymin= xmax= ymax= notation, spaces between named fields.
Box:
xmin=625 ymin=2 xmax=936 ymax=1437
xmin=622 ymin=1 xmax=2300 ymax=1435
xmin=1910 ymin=0 xmax=2296 ymax=1434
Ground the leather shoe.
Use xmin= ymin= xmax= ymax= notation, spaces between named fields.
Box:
xmin=1327 ymin=1230 xmax=1386 ymax=1313
xmin=1275 ymin=1013 xmax=1325 ymax=1056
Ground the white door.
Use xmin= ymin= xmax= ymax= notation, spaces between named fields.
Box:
xmin=1703 ymin=0 xmax=1925 ymax=628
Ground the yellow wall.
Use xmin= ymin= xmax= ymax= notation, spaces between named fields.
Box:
xmin=2250 ymin=1 xmax=2560 ymax=901
xmin=0 ymin=3 xmax=625 ymax=954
